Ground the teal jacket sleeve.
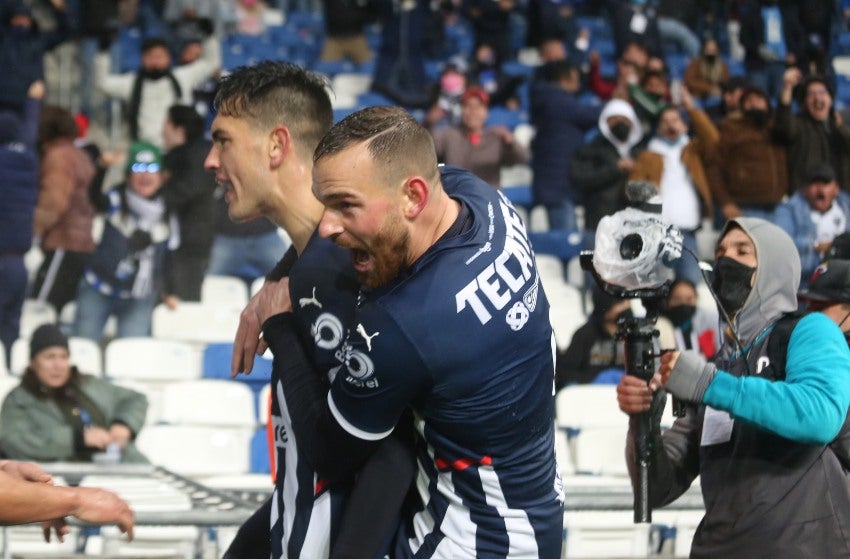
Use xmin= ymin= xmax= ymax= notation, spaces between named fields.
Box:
xmin=703 ymin=313 xmax=850 ymax=444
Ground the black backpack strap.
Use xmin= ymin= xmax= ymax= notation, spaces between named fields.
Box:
xmin=764 ymin=310 xmax=807 ymax=381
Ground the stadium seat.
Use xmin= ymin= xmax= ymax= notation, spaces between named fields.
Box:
xmin=203 ymin=343 xmax=272 ymax=412
xmin=572 ymin=424 xmax=629 ymax=476
xmin=500 ymin=163 xmax=533 ymax=189
xmin=136 ymin=425 xmax=252 ymax=477
xmin=562 ymin=511 xmax=652 ymax=558
xmin=556 ymin=384 xmax=623 ymax=431
xmin=250 ymin=427 xmax=272 ymax=474
xmin=528 ymin=229 xmax=583 ymax=263
xmin=486 ymin=106 xmax=526 ymax=130
xmin=159 ymin=379 xmax=258 ymax=428
xmin=18 ymin=299 xmax=57 ymax=338
xmin=258 ymin=382 xmax=272 ymax=425
xmin=152 ymin=302 xmax=242 ymax=345
xmin=0 ymin=376 xmax=20 ymax=406
xmin=201 ymin=275 xmax=250 ymax=309
xmin=105 ymin=337 xmax=203 ymax=382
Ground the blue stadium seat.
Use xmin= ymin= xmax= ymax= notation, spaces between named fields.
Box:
xmin=116 ymin=27 xmax=143 ymax=73
xmin=503 ymin=185 xmax=533 ymax=210
xmin=250 ymin=428 xmax=271 ymax=474
xmin=486 ymin=106 xmax=526 ymax=130
xmin=313 ymin=59 xmax=356 ymax=77
xmin=357 ymin=90 xmax=395 ymax=107
xmin=502 ymin=60 xmax=535 ymax=79
xmin=527 ymin=229 xmax=583 ymax=262
xmin=334 ymin=107 xmax=357 ymax=122
xmin=203 ymin=343 xmax=272 ymax=394
xmin=666 ymin=53 xmax=690 ymax=79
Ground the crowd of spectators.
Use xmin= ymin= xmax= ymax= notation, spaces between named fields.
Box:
xmin=4 ymin=0 xmax=850 ymax=366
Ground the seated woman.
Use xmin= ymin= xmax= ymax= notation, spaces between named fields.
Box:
xmin=0 ymin=324 xmax=148 ymax=463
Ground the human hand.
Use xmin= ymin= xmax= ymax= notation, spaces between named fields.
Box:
xmin=815 ymin=241 xmax=832 ymax=255
xmin=232 ymin=278 xmax=291 ymax=376
xmin=616 ymin=373 xmax=662 ymax=414
xmin=162 ymin=294 xmax=180 ymax=310
xmin=658 ymin=351 xmax=679 ymax=386
xmin=490 ymin=125 xmax=514 ymax=144
xmin=70 ymin=487 xmax=135 ymax=541
xmin=27 ymin=80 xmax=46 ymax=101
xmin=0 ymin=460 xmax=52 ymax=484
xmin=782 ymin=67 xmax=802 ymax=92
xmin=680 ymin=86 xmax=695 ymax=111
xmin=616 ymin=157 xmax=635 ymax=172
xmin=84 ymin=427 xmax=112 ymax=450
xmin=42 ymin=518 xmax=70 ymax=543
xmin=108 ymin=424 xmax=132 ymax=448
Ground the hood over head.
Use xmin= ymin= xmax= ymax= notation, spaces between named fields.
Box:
xmin=598 ymin=99 xmax=643 ymax=156
xmin=717 ymin=217 xmax=800 ymax=344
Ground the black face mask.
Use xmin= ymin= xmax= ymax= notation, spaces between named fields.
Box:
xmin=704 ymin=54 xmax=717 ymax=64
xmin=664 ymin=304 xmax=696 ymax=328
xmin=142 ymin=68 xmax=170 ymax=80
xmin=744 ymin=108 xmax=770 ymax=127
xmin=712 ymin=256 xmax=756 ymax=317
xmin=610 ymin=121 xmax=631 ymax=142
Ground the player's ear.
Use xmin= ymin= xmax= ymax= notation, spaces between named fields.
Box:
xmin=401 ymin=176 xmax=429 ymax=219
xmin=269 ymin=125 xmax=291 ymax=168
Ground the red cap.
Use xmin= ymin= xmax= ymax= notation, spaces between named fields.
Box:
xmin=461 ymin=86 xmax=489 ymax=107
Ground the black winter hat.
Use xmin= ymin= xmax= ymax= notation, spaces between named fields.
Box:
xmin=29 ymin=323 xmax=69 ymax=359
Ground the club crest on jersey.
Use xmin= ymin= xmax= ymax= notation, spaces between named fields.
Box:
xmin=312 ymin=312 xmax=345 ymax=350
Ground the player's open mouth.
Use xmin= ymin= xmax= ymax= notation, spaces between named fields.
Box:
xmin=351 ymin=248 xmax=371 ymax=271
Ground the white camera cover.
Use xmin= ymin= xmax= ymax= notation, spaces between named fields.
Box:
xmin=593 ymin=207 xmax=682 ymax=290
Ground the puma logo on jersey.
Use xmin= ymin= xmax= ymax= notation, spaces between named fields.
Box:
xmin=299 ymin=287 xmax=322 ymax=309
xmin=356 ymin=323 xmax=379 ymax=351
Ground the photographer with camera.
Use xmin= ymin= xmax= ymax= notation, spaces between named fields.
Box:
xmin=616 ymin=217 xmax=850 ymax=558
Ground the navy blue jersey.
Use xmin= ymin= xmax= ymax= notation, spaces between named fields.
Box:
xmin=269 ymin=233 xmax=359 ymax=558
xmin=327 ymin=167 xmax=564 ymax=557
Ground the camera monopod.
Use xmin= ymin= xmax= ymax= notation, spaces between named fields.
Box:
xmin=580 ymin=251 xmax=674 ymax=523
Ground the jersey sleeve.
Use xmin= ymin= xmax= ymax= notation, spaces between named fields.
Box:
xmin=704 ymin=312 xmax=850 ymax=444
xmin=328 ymin=305 xmax=432 ymax=441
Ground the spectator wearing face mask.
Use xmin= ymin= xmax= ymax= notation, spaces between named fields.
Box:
xmin=774 ymin=162 xmax=850 ymax=286
xmin=630 ymin=90 xmax=717 ymax=285
xmin=423 ymin=61 xmax=468 ymax=131
xmin=0 ymin=0 xmax=70 ymax=113
xmin=555 ymin=287 xmax=631 ymax=389
xmin=705 ymin=86 xmax=789 ymax=223
xmin=661 ymin=278 xmax=719 ymax=360
xmin=95 ymin=35 xmax=220 ymax=148
xmin=571 ymin=98 xmax=646 ymax=237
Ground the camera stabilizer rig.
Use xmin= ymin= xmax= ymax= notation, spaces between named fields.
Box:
xmin=580 ymin=251 xmax=684 ymax=524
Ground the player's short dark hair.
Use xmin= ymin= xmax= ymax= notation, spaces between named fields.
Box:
xmin=214 ymin=61 xmax=333 ymax=157
xmin=313 ymin=106 xmax=439 ymax=184
xmin=167 ymin=104 xmax=204 ymax=142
